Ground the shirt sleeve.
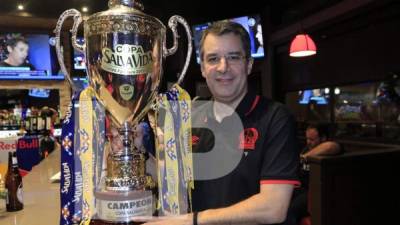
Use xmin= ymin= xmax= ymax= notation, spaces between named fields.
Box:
xmin=260 ymin=105 xmax=300 ymax=186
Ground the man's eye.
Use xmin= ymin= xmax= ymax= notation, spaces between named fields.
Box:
xmin=207 ymin=56 xmax=219 ymax=63
xmin=227 ymin=55 xmax=242 ymax=61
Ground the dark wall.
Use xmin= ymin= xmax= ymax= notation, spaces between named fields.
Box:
xmin=309 ymin=142 xmax=400 ymax=225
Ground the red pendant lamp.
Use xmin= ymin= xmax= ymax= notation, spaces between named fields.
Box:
xmin=289 ymin=33 xmax=317 ymax=57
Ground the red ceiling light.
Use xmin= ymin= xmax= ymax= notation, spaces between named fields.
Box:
xmin=289 ymin=34 xmax=317 ymax=57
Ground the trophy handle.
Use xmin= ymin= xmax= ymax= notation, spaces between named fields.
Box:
xmin=164 ymin=15 xmax=193 ymax=85
xmin=54 ymin=9 xmax=86 ymax=92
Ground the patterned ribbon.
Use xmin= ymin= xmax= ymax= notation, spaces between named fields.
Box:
xmin=60 ymin=93 xmax=77 ymax=225
xmin=156 ymin=84 xmax=193 ymax=215
xmin=78 ymin=88 xmax=95 ymax=225
xmin=60 ymin=88 xmax=105 ymax=225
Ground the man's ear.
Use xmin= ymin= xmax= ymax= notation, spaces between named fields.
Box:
xmin=7 ymin=46 xmax=13 ymax=53
xmin=200 ymin=63 xmax=206 ymax=78
xmin=247 ymin=58 xmax=254 ymax=75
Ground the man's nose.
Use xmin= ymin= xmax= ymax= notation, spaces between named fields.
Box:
xmin=216 ymin=57 xmax=228 ymax=73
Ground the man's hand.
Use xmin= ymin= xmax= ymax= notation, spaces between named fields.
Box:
xmin=131 ymin=214 xmax=192 ymax=225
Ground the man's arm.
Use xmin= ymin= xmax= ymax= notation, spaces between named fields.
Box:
xmin=142 ymin=183 xmax=294 ymax=225
xmin=198 ymin=183 xmax=294 ymax=224
xmin=302 ymin=141 xmax=341 ymax=160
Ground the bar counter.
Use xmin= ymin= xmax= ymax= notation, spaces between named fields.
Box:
xmin=0 ymin=148 xmax=60 ymax=224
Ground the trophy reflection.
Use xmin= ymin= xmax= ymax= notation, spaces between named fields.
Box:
xmin=55 ymin=0 xmax=192 ymax=223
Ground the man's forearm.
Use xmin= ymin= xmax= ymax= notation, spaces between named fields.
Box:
xmin=197 ymin=184 xmax=293 ymax=225
xmin=303 ymin=141 xmax=340 ymax=159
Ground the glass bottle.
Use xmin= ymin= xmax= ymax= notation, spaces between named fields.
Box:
xmin=5 ymin=152 xmax=23 ymax=211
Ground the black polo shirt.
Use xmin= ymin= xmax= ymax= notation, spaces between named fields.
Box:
xmin=191 ymin=90 xmax=300 ymax=212
xmin=0 ymin=61 xmax=36 ymax=70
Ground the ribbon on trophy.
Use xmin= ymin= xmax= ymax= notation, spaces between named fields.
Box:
xmin=155 ymin=84 xmax=194 ymax=215
xmin=60 ymin=93 xmax=77 ymax=225
xmin=77 ymin=87 xmax=95 ymax=225
xmin=60 ymin=88 xmax=104 ymax=225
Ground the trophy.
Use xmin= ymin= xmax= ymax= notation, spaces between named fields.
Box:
xmin=54 ymin=0 xmax=192 ymax=223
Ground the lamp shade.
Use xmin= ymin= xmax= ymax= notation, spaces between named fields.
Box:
xmin=289 ymin=34 xmax=317 ymax=57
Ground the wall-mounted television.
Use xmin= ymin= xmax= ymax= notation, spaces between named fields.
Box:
xmin=192 ymin=14 xmax=264 ymax=64
xmin=0 ymin=33 xmax=64 ymax=80
xmin=28 ymin=88 xmax=50 ymax=98
xmin=299 ymin=89 xmax=329 ymax=105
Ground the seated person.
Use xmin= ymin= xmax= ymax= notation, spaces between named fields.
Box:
xmin=0 ymin=36 xmax=35 ymax=70
xmin=289 ymin=123 xmax=343 ymax=223
xmin=301 ymin=123 xmax=342 ymax=165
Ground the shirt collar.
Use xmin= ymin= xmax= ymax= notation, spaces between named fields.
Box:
xmin=235 ymin=89 xmax=258 ymax=118
xmin=203 ymin=90 xmax=259 ymax=123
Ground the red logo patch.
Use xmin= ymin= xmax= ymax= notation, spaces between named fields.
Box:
xmin=239 ymin=128 xmax=259 ymax=150
xmin=192 ymin=135 xmax=200 ymax=145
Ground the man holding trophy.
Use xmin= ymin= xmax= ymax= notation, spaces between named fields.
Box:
xmin=135 ymin=22 xmax=300 ymax=225
xmin=56 ymin=1 xmax=299 ymax=225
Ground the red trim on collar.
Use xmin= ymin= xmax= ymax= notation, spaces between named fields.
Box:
xmin=245 ymin=95 xmax=260 ymax=116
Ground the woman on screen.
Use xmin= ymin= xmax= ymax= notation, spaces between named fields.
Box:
xmin=0 ymin=36 xmax=35 ymax=70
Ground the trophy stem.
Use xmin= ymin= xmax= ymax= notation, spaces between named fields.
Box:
xmin=122 ymin=122 xmax=133 ymax=156
xmin=105 ymin=122 xmax=146 ymax=191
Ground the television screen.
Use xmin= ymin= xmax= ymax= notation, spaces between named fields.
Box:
xmin=0 ymin=33 xmax=64 ymax=80
xmin=299 ymin=89 xmax=329 ymax=105
xmin=73 ymin=37 xmax=86 ymax=70
xmin=28 ymin=88 xmax=50 ymax=98
xmin=192 ymin=15 xmax=264 ymax=64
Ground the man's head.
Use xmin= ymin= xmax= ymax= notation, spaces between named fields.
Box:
xmin=305 ymin=124 xmax=329 ymax=149
xmin=199 ymin=21 xmax=253 ymax=106
xmin=6 ymin=37 xmax=29 ymax=66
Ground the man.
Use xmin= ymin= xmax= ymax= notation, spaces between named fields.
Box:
xmin=289 ymin=123 xmax=342 ymax=223
xmin=0 ymin=36 xmax=35 ymax=70
xmin=142 ymin=21 xmax=300 ymax=225
xmin=301 ymin=123 xmax=342 ymax=170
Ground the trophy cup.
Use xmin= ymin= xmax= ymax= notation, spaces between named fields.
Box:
xmin=54 ymin=0 xmax=192 ymax=224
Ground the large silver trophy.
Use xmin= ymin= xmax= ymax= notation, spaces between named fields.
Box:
xmin=54 ymin=0 xmax=192 ymax=223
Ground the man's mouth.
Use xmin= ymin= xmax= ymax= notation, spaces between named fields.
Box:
xmin=216 ymin=77 xmax=234 ymax=84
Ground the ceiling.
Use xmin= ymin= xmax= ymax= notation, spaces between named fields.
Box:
xmin=0 ymin=0 xmax=344 ymax=29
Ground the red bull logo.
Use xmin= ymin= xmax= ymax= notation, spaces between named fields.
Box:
xmin=18 ymin=138 xmax=39 ymax=150
xmin=0 ymin=140 xmax=17 ymax=151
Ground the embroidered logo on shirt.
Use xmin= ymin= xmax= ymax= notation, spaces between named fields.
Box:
xmin=192 ymin=135 xmax=200 ymax=145
xmin=239 ymin=128 xmax=259 ymax=150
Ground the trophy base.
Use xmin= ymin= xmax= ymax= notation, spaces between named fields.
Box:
xmin=94 ymin=189 xmax=154 ymax=223
xmin=90 ymin=219 xmax=143 ymax=225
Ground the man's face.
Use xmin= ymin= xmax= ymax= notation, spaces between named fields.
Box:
xmin=306 ymin=128 xmax=322 ymax=149
xmin=200 ymin=33 xmax=253 ymax=104
xmin=8 ymin=41 xmax=29 ymax=66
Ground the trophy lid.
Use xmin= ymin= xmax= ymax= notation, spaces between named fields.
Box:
xmin=86 ymin=0 xmax=163 ymax=30
xmin=108 ymin=0 xmax=144 ymax=11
